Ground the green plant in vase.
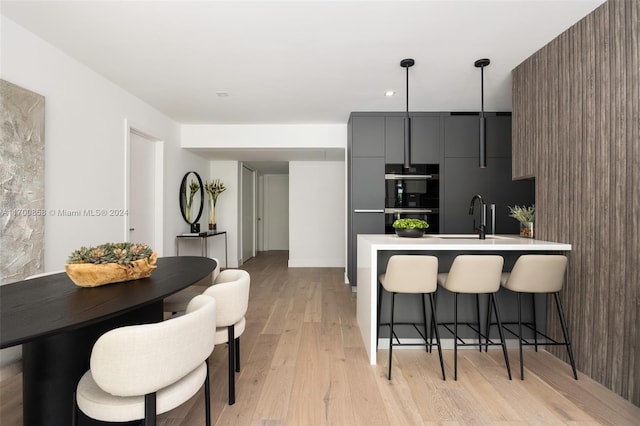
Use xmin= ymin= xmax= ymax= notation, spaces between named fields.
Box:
xmin=204 ymin=179 xmax=226 ymax=230
xmin=508 ymin=205 xmax=535 ymax=238
xmin=183 ymin=179 xmax=201 ymax=222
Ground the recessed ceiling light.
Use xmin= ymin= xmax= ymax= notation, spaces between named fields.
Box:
xmin=216 ymin=91 xmax=229 ymax=97
xmin=385 ymin=90 xmax=395 ymax=97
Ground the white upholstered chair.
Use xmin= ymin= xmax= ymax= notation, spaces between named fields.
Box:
xmin=377 ymin=255 xmax=445 ymax=381
xmin=496 ymin=254 xmax=577 ymax=380
xmin=0 ymin=270 xmax=64 ymax=381
xmin=437 ymin=255 xmax=511 ymax=380
xmin=72 ymin=294 xmax=217 ymax=426
xmin=202 ymin=269 xmax=250 ymax=405
xmin=163 ymin=258 xmax=221 ymax=314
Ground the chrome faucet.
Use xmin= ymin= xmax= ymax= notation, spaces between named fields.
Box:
xmin=469 ymin=194 xmax=486 ymax=240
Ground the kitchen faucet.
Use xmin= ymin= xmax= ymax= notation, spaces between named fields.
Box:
xmin=469 ymin=194 xmax=486 ymax=240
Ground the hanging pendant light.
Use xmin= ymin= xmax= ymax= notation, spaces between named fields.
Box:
xmin=400 ymin=58 xmax=415 ymax=169
xmin=475 ymin=58 xmax=490 ymax=168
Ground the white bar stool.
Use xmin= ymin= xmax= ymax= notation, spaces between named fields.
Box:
xmin=377 ymin=255 xmax=445 ymax=381
xmin=437 ymin=255 xmax=511 ymax=380
xmin=492 ymin=254 xmax=577 ymax=380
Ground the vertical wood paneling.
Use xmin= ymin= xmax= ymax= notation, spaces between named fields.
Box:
xmin=512 ymin=0 xmax=639 ymax=406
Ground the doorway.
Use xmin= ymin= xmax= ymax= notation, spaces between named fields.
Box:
xmin=126 ymin=124 xmax=163 ymax=255
xmin=241 ymin=165 xmax=256 ymax=264
xmin=263 ymin=174 xmax=289 ymax=250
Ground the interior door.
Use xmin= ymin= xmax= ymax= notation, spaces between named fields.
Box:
xmin=128 ymin=129 xmax=162 ymax=251
xmin=242 ymin=165 xmax=255 ymax=263
xmin=264 ymin=174 xmax=289 ymax=250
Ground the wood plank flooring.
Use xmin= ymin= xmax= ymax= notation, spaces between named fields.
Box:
xmin=1 ymin=250 xmax=639 ymax=425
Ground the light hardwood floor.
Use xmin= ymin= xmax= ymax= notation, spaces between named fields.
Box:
xmin=1 ymin=250 xmax=639 ymax=425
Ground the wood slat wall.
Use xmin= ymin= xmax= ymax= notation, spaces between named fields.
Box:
xmin=512 ymin=0 xmax=639 ymax=406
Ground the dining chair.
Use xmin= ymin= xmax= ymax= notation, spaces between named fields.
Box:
xmin=163 ymin=257 xmax=221 ymax=314
xmin=202 ymin=269 xmax=250 ymax=405
xmin=72 ymin=294 xmax=217 ymax=426
xmin=0 ymin=270 xmax=64 ymax=381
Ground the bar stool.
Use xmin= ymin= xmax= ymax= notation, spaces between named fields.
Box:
xmin=491 ymin=254 xmax=577 ymax=380
xmin=377 ymin=255 xmax=445 ymax=381
xmin=437 ymin=255 xmax=511 ymax=380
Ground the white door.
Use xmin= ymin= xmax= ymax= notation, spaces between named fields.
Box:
xmin=241 ymin=165 xmax=255 ymax=263
xmin=128 ymin=129 xmax=162 ymax=251
xmin=264 ymin=174 xmax=289 ymax=250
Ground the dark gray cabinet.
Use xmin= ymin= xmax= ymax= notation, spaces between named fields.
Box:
xmin=385 ymin=114 xmax=440 ymax=164
xmin=352 ymin=116 xmax=385 ymax=157
xmin=442 ymin=113 xmax=534 ymax=234
xmin=352 ymin=157 xmax=385 ymax=209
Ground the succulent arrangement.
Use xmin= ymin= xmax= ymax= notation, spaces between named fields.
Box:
xmin=392 ymin=218 xmax=429 ymax=229
xmin=508 ymin=205 xmax=535 ymax=224
xmin=67 ymin=242 xmax=154 ymax=265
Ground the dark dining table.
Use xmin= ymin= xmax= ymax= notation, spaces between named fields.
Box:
xmin=0 ymin=256 xmax=217 ymax=426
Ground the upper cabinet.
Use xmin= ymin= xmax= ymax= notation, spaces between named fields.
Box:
xmin=385 ymin=114 xmax=441 ymax=164
xmin=351 ymin=116 xmax=385 ymax=157
xmin=444 ymin=114 xmax=512 ymax=159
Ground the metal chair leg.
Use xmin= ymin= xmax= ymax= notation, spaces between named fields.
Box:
xmin=485 ymin=295 xmax=493 ymax=352
xmin=532 ymin=293 xmax=538 ymax=351
xmin=205 ymin=359 xmax=211 ymax=426
xmin=388 ymin=292 xmax=396 ymax=380
xmin=422 ymin=293 xmax=429 ymax=352
xmin=476 ymin=294 xmax=482 ymax=351
xmin=235 ymin=338 xmax=240 ymax=373
xmin=491 ymin=293 xmax=512 ymax=380
xmin=554 ymin=292 xmax=578 ymax=379
xmin=517 ymin=292 xmax=524 ymax=380
xmin=453 ymin=292 xmax=458 ymax=380
xmin=227 ymin=325 xmax=236 ymax=405
xmin=429 ymin=293 xmax=446 ymax=381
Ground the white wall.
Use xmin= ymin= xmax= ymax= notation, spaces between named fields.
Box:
xmin=1 ymin=17 xmax=209 ymax=270
xmin=289 ymin=161 xmax=345 ymax=267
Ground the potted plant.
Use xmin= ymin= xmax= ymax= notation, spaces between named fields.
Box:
xmin=392 ymin=218 xmax=429 ymax=238
xmin=204 ymin=179 xmax=226 ymax=230
xmin=508 ymin=205 xmax=535 ymax=238
xmin=65 ymin=242 xmax=157 ymax=287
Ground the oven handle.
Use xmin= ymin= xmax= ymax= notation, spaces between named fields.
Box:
xmin=384 ymin=208 xmax=438 ymax=214
xmin=384 ymin=174 xmax=438 ymax=180
xmin=353 ymin=209 xmax=385 ymax=213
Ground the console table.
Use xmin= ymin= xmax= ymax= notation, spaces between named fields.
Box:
xmin=176 ymin=230 xmax=228 ymax=268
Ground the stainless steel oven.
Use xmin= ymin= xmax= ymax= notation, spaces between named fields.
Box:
xmin=384 ymin=164 xmax=439 ymax=233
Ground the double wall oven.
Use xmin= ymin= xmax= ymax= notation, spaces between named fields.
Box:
xmin=384 ymin=164 xmax=439 ymax=234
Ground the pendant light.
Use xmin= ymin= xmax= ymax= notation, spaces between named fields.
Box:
xmin=474 ymin=58 xmax=490 ymax=168
xmin=400 ymin=58 xmax=415 ymax=170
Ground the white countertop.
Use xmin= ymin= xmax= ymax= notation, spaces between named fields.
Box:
xmin=358 ymin=234 xmax=572 ymax=251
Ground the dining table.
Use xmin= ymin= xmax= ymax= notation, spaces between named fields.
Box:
xmin=0 ymin=256 xmax=217 ymax=426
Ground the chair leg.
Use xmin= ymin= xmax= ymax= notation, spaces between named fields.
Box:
xmin=491 ymin=293 xmax=512 ymax=380
xmin=421 ymin=293 xmax=429 ymax=352
xmin=429 ymin=291 xmax=438 ymax=353
xmin=235 ymin=337 xmax=241 ymax=373
xmin=71 ymin=392 xmax=78 ymax=426
xmin=227 ymin=325 xmax=236 ymax=405
xmin=205 ymin=359 xmax=211 ymax=426
xmin=517 ymin=292 xmax=524 ymax=380
xmin=531 ymin=293 xmax=538 ymax=351
xmin=476 ymin=294 xmax=482 ymax=352
xmin=144 ymin=393 xmax=157 ymax=426
xmin=485 ymin=295 xmax=493 ymax=352
xmin=429 ymin=293 xmax=446 ymax=381
xmin=453 ymin=292 xmax=458 ymax=380
xmin=388 ymin=292 xmax=396 ymax=380
xmin=554 ymin=292 xmax=578 ymax=380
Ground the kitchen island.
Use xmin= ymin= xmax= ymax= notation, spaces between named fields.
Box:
xmin=356 ymin=234 xmax=571 ymax=364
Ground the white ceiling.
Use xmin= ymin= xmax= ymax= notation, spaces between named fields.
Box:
xmin=1 ymin=0 xmax=604 ymax=170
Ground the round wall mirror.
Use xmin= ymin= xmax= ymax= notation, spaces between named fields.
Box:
xmin=179 ymin=171 xmax=204 ymax=231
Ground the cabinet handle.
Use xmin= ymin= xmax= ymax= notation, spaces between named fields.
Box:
xmin=354 ymin=209 xmax=385 ymax=213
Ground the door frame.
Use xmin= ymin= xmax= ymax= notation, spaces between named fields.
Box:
xmin=241 ymin=164 xmax=257 ymax=264
xmin=124 ymin=120 xmax=164 ymax=256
